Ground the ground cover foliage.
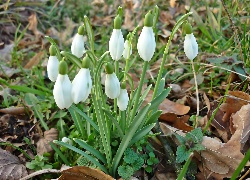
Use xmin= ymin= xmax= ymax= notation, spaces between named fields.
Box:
xmin=0 ymin=0 xmax=249 ymax=179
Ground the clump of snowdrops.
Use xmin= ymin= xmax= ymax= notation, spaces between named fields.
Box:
xmin=45 ymin=6 xmax=197 ymax=178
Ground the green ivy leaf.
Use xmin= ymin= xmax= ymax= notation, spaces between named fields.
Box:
xmin=118 ymin=165 xmax=134 ymax=180
xmin=175 ymin=133 xmax=186 ymax=144
xmin=176 ymin=145 xmax=191 ymax=163
xmin=191 ymin=143 xmax=206 ymax=152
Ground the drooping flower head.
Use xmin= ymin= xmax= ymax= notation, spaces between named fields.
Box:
xmin=105 ymin=63 xmax=120 ymax=99
xmin=117 ymin=81 xmax=129 ymax=111
xmin=47 ymin=45 xmax=59 ymax=82
xmin=109 ymin=15 xmax=124 ymax=61
xmin=53 ymin=59 xmax=73 ymax=109
xmin=71 ymin=55 xmax=92 ymax=104
xmin=71 ymin=25 xmax=86 ymax=58
xmin=137 ymin=11 xmax=156 ymax=61
xmin=183 ymin=22 xmax=198 ymax=60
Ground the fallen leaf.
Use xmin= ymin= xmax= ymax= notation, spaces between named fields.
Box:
xmin=0 ymin=106 xmax=31 ymax=115
xmin=0 ymin=44 xmax=14 ymax=63
xmin=159 ymin=113 xmax=193 ymax=132
xmin=28 ymin=13 xmax=43 ymax=38
xmin=59 ymin=166 xmax=113 ymax=180
xmin=0 ymin=148 xmax=28 ymax=180
xmin=0 ymin=64 xmax=20 ymax=78
xmin=37 ymin=128 xmax=58 ymax=155
xmin=24 ymin=51 xmax=46 ymax=69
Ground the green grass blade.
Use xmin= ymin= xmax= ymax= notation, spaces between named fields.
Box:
xmin=49 ymin=142 xmax=70 ymax=166
xmin=9 ymin=85 xmax=46 ymax=96
xmin=68 ymin=107 xmax=85 ymax=137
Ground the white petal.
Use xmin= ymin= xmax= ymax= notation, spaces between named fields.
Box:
xmin=72 ymin=68 xmax=92 ymax=104
xmin=109 ymin=29 xmax=124 ymax=61
xmin=184 ymin=33 xmax=198 ymax=60
xmin=47 ymin=56 xmax=59 ymax=82
xmin=105 ymin=73 xmax=120 ymax=99
xmin=122 ymin=40 xmax=132 ymax=59
xmin=137 ymin=27 xmax=156 ymax=61
xmin=53 ymin=74 xmax=73 ymax=109
xmin=117 ymin=89 xmax=129 ymax=111
xmin=71 ymin=33 xmax=85 ymax=58
xmin=62 ymin=137 xmax=72 ymax=145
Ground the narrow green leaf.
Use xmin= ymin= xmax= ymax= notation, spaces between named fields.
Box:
xmin=74 ymin=138 xmax=107 ymax=164
xmin=84 ymin=16 xmax=95 ymax=52
xmin=49 ymin=142 xmax=70 ymax=166
xmin=145 ymin=110 xmax=162 ymax=126
xmin=68 ymin=107 xmax=85 ymax=137
xmin=112 ymin=103 xmax=151 ymax=176
xmin=102 ymin=109 xmax=124 ymax=138
xmin=9 ymin=85 xmax=46 ymax=96
xmin=70 ymin=105 xmax=99 ymax=133
xmin=128 ymin=123 xmax=155 ymax=147
xmin=60 ymin=51 xmax=82 ymax=68
xmin=54 ymin=140 xmax=108 ymax=174
xmin=150 ymin=88 xmax=171 ymax=110
xmin=156 ymin=78 xmax=165 ymax=96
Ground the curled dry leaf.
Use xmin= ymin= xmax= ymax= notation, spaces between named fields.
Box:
xmin=28 ymin=13 xmax=43 ymax=38
xmin=0 ymin=148 xmax=28 ymax=180
xmin=59 ymin=166 xmax=113 ymax=180
xmin=36 ymin=128 xmax=58 ymax=155
xmin=0 ymin=106 xmax=31 ymax=115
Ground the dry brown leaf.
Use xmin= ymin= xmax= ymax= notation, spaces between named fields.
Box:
xmin=159 ymin=113 xmax=193 ymax=132
xmin=28 ymin=13 xmax=43 ymax=38
xmin=0 ymin=106 xmax=31 ymax=115
xmin=145 ymin=90 xmax=190 ymax=116
xmin=59 ymin=166 xmax=113 ymax=180
xmin=170 ymin=0 xmax=176 ymax=8
xmin=24 ymin=51 xmax=46 ymax=69
xmin=0 ymin=44 xmax=14 ymax=63
xmin=220 ymin=91 xmax=250 ymax=123
xmin=0 ymin=148 xmax=28 ymax=180
xmin=0 ymin=64 xmax=20 ymax=78
xmin=37 ymin=128 xmax=58 ymax=155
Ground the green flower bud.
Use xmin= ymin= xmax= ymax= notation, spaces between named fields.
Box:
xmin=82 ymin=55 xmax=90 ymax=68
xmin=144 ymin=11 xmax=154 ymax=27
xmin=114 ymin=15 xmax=122 ymax=29
xmin=78 ymin=25 xmax=84 ymax=35
xmin=49 ymin=45 xmax=57 ymax=56
xmin=184 ymin=22 xmax=192 ymax=34
xmin=121 ymin=81 xmax=126 ymax=89
xmin=105 ymin=63 xmax=114 ymax=74
xmin=59 ymin=58 xmax=68 ymax=75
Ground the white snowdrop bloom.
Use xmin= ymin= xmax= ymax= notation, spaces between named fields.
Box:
xmin=71 ymin=26 xmax=85 ymax=58
xmin=62 ymin=137 xmax=72 ymax=145
xmin=72 ymin=68 xmax=92 ymax=104
xmin=122 ymin=40 xmax=132 ymax=59
xmin=184 ymin=33 xmax=198 ymax=60
xmin=47 ymin=56 xmax=59 ymax=82
xmin=109 ymin=29 xmax=124 ymax=61
xmin=105 ymin=72 xmax=120 ymax=99
xmin=53 ymin=74 xmax=73 ymax=109
xmin=117 ymin=88 xmax=129 ymax=111
xmin=137 ymin=26 xmax=156 ymax=61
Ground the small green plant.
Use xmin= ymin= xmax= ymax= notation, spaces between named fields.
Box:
xmin=175 ymin=128 xmax=205 ymax=164
xmin=26 ymin=154 xmax=52 ymax=170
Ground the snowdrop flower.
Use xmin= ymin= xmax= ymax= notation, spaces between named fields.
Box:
xmin=137 ymin=11 xmax=156 ymax=61
xmin=105 ymin=63 xmax=120 ymax=99
xmin=53 ymin=60 xmax=73 ymax=109
xmin=71 ymin=25 xmax=85 ymax=58
xmin=62 ymin=137 xmax=72 ymax=145
xmin=122 ymin=40 xmax=132 ymax=59
xmin=71 ymin=56 xmax=92 ymax=104
xmin=117 ymin=82 xmax=129 ymax=111
xmin=47 ymin=45 xmax=59 ymax=82
xmin=183 ymin=22 xmax=198 ymax=60
xmin=109 ymin=15 xmax=124 ymax=61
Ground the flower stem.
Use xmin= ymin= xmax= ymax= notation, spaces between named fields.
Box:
xmin=114 ymin=61 xmax=119 ymax=113
xmin=177 ymin=153 xmax=193 ymax=180
xmin=130 ymin=61 xmax=148 ymax=120
xmin=191 ymin=60 xmax=199 ymax=128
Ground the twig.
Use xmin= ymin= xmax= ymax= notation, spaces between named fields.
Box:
xmin=20 ymin=169 xmax=61 ymax=180
xmin=220 ymin=0 xmax=243 ymax=61
xmin=191 ymin=60 xmax=199 ymax=128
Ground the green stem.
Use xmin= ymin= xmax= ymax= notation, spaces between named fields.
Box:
xmin=230 ymin=149 xmax=250 ymax=180
xmin=0 ymin=142 xmax=32 ymax=160
xmin=191 ymin=60 xmax=199 ymax=128
xmin=130 ymin=61 xmax=149 ymax=120
xmin=114 ymin=61 xmax=119 ymax=113
xmin=121 ymin=110 xmax=126 ymax=133
xmin=177 ymin=153 xmax=193 ymax=180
